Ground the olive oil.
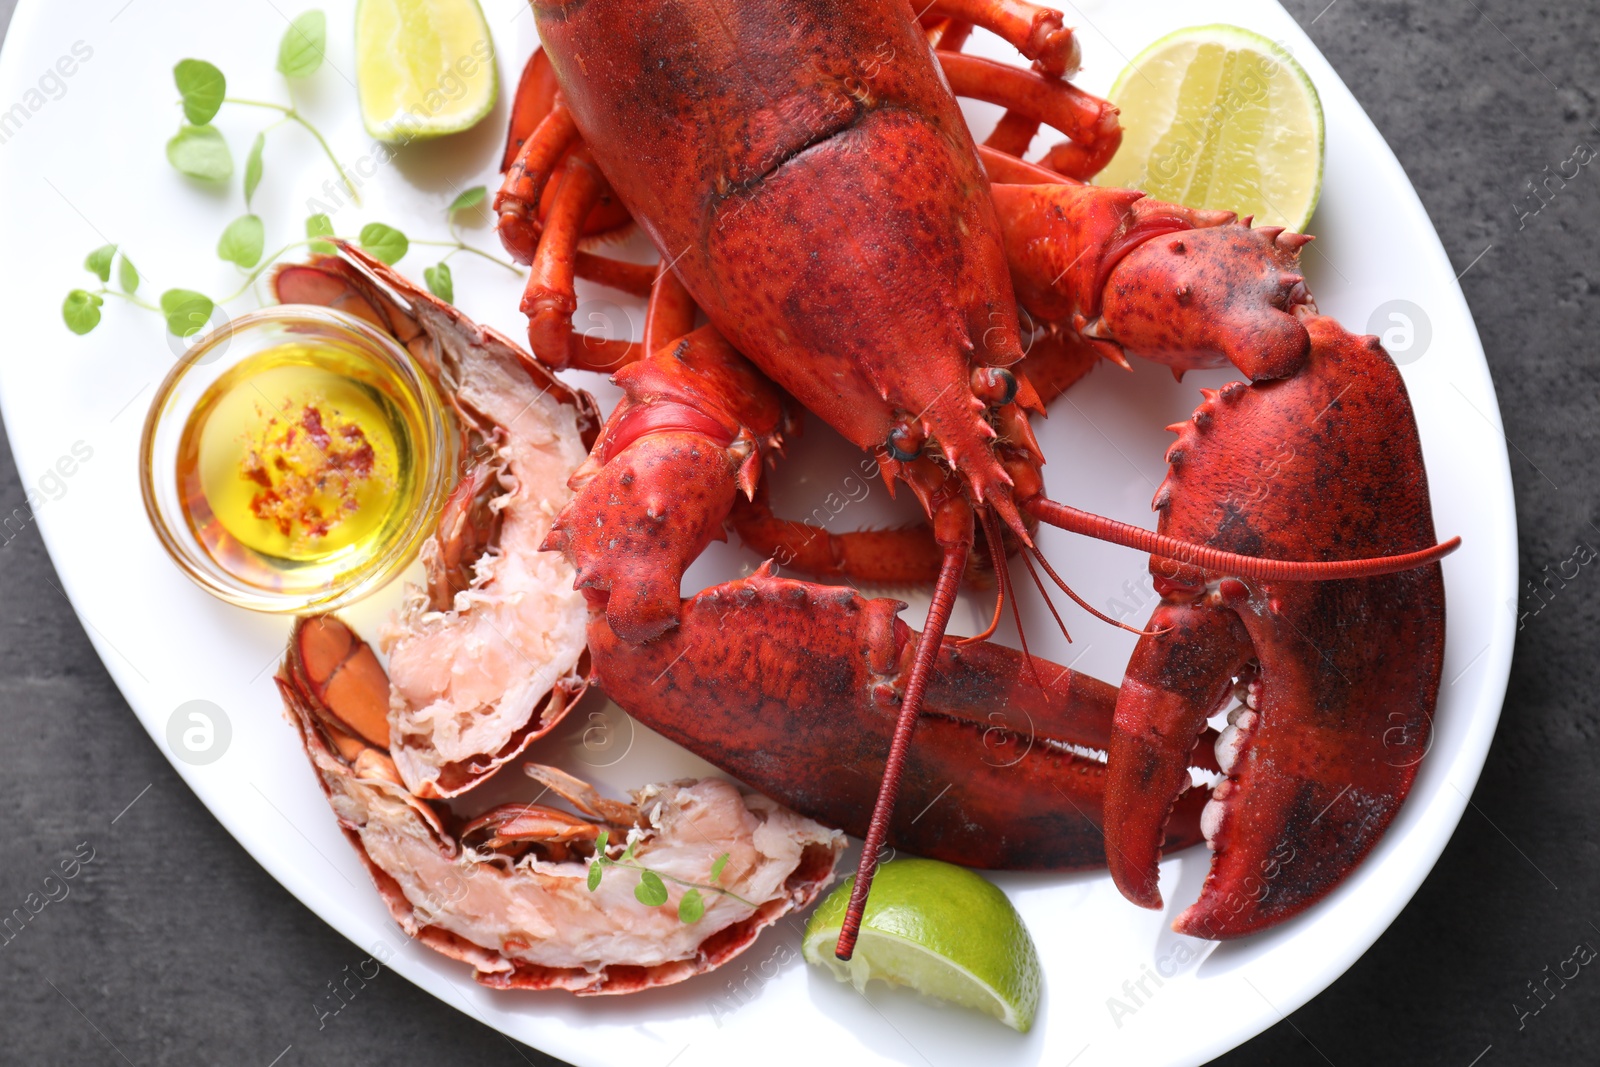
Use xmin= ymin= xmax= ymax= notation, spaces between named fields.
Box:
xmin=175 ymin=339 xmax=431 ymax=592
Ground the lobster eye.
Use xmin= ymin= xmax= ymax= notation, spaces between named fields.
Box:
xmin=885 ymin=419 xmax=926 ymax=462
xmin=971 ymin=366 xmax=1018 ymax=406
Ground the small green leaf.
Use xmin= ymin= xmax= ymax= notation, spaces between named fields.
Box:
xmin=447 ymin=186 xmax=487 ymax=215
xmin=423 ymin=262 xmax=453 ymax=304
xmin=167 ymin=123 xmax=234 ymax=181
xmin=84 ymin=244 xmax=116 ymax=283
xmin=62 ymin=290 xmax=103 ymax=335
xmin=173 ymin=59 xmax=226 ymax=125
xmin=710 ymin=853 xmax=730 ymax=884
xmin=620 ymin=840 xmax=637 ymax=864
xmin=217 ymin=214 xmax=265 ymax=268
xmin=244 ymin=133 xmax=265 ymax=205
xmin=277 ymin=10 xmax=327 ymax=79
xmin=594 ymin=829 xmax=609 ymax=855
xmin=117 ymin=254 xmax=139 ymax=295
xmin=587 ymin=861 xmax=602 ymax=893
xmin=160 ymin=289 xmax=215 ymax=338
xmin=677 ymin=888 xmax=705 ymax=924
xmin=634 ymin=870 xmax=668 ymax=908
xmin=305 ymin=213 xmax=336 ymax=255
xmin=358 ymin=222 xmax=408 ymax=265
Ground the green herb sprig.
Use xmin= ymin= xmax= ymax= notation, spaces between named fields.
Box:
xmin=170 ymin=12 xmax=356 ymax=210
xmin=586 ymin=830 xmax=753 ymax=924
xmin=65 ymin=189 xmax=514 ymax=337
xmin=64 ymin=9 xmax=519 ymax=340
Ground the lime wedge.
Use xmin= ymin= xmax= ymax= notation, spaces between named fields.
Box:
xmin=1096 ymin=24 xmax=1324 ymax=231
xmin=802 ymin=858 xmax=1042 ymax=1032
xmin=355 ymin=0 xmax=499 ymax=142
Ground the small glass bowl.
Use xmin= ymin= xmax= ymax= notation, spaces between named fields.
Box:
xmin=140 ymin=305 xmax=454 ymax=614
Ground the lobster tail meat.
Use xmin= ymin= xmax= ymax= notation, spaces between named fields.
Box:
xmin=275 ymin=249 xmax=598 ymax=798
xmin=1104 ymin=318 xmax=1446 ymax=937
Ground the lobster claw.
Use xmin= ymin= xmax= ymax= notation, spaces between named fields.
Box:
xmin=1104 ymin=317 xmax=1447 ymax=938
xmin=990 ymin=182 xmax=1318 ymax=382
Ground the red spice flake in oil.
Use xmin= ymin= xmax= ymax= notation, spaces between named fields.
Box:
xmin=241 ymin=399 xmax=385 ymax=544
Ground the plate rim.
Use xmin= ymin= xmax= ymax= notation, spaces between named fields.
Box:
xmin=0 ymin=1 xmax=1517 ymax=1064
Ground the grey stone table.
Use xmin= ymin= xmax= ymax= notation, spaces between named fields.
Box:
xmin=2 ymin=1 xmax=1595 ymax=1064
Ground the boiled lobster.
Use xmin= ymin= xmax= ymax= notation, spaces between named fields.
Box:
xmin=485 ymin=0 xmax=1456 ymax=955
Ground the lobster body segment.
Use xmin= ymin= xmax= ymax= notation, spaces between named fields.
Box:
xmin=533 ymin=0 xmax=1026 ymax=489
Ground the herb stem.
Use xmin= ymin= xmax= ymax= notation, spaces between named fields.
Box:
xmin=222 ymin=96 xmax=361 ymax=206
xmin=289 ymin=112 xmax=362 ymax=207
xmin=604 ymin=859 xmax=760 ymax=909
xmin=98 ymin=289 xmax=161 ymax=313
xmin=411 ymin=238 xmax=521 ymax=275
xmin=222 ymin=96 xmax=293 ymax=114
xmin=215 ymin=240 xmax=315 ymax=304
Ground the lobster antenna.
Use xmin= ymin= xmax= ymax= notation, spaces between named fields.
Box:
xmin=1025 ymin=498 xmax=1460 ymax=581
xmin=961 ymin=510 xmax=1011 ymax=645
xmin=835 ymin=530 xmax=971 ymax=961
xmin=984 ymin=509 xmax=1048 ymax=691
xmin=1016 ymin=544 xmax=1072 ymax=645
xmin=1028 ymin=546 xmax=1168 ymax=638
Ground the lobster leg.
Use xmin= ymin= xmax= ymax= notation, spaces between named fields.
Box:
xmin=976 ymin=144 xmax=1071 ymax=184
xmin=938 ymin=51 xmax=1120 ymax=179
xmin=570 ymin=253 xmax=655 ymax=297
xmin=501 ymin=48 xmax=562 ymax=173
xmin=495 ymin=104 xmax=578 ymax=263
xmin=925 ymin=0 xmax=1080 ymax=75
xmin=642 ymin=266 xmax=696 ymax=355
xmin=546 ymin=325 xmax=790 ymax=642
xmin=587 ymin=564 xmax=1209 ymax=871
xmin=923 ymin=7 xmax=1039 ymax=156
xmin=523 ymin=148 xmax=602 ymax=364
xmin=985 ymin=112 xmax=1043 ymax=157
xmin=517 ymin=149 xmax=643 ymax=372
xmin=727 ymin=486 xmax=950 ymax=586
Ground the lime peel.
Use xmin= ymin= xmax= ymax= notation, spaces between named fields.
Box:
xmin=801 ymin=858 xmax=1042 ymax=1032
xmin=1097 ymin=23 xmax=1325 ymax=232
xmin=356 ymin=0 xmax=499 ymax=142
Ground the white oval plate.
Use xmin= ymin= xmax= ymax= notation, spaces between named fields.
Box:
xmin=0 ymin=1 xmax=1514 ymax=1064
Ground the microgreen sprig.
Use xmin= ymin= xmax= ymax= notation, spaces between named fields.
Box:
xmin=170 ymin=11 xmax=356 ymax=206
xmin=586 ymin=829 xmax=754 ymax=924
xmin=416 ymin=186 xmax=519 ymax=303
xmin=63 ymin=191 xmax=515 ymax=338
xmin=64 ymin=8 xmax=519 ymax=341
